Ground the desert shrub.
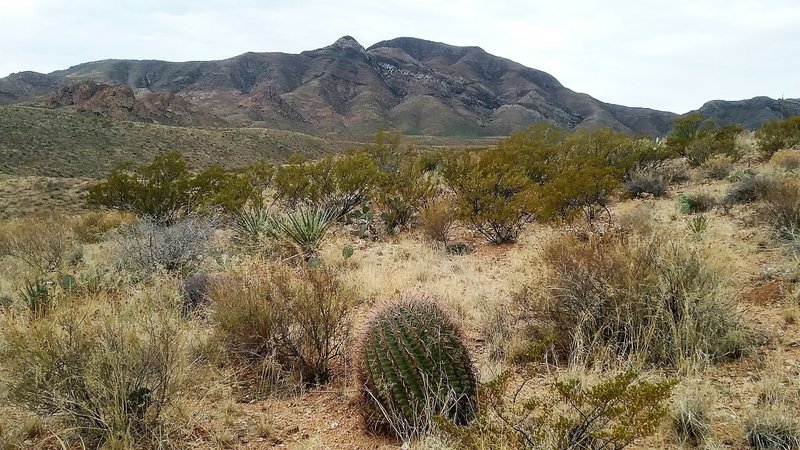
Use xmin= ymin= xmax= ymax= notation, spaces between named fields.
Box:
xmin=686 ymin=215 xmax=710 ymax=238
xmin=419 ymin=197 xmax=457 ymax=243
xmin=672 ymin=386 xmax=713 ymax=447
xmin=702 ymin=154 xmax=734 ymax=180
xmin=374 ymin=157 xmax=437 ymax=232
xmin=273 ymin=152 xmax=381 ymax=218
xmin=723 ymin=172 xmax=771 ymax=208
xmin=442 ymin=150 xmax=535 ymax=244
xmin=88 ymin=152 xmax=258 ymax=224
xmin=533 ymin=233 xmax=746 ymax=367
xmin=0 ymin=296 xmax=186 ymax=448
xmin=770 ymin=149 xmax=800 ymax=171
xmin=536 ymin=129 xmax=627 ymax=224
xmin=115 ymin=215 xmax=214 ymax=277
xmin=439 ymin=368 xmax=675 ymax=450
xmin=356 ymin=293 xmax=477 ymax=441
xmin=211 ymin=265 xmax=353 ymax=385
xmin=623 ymin=167 xmax=669 ymax=198
xmin=755 ymin=116 xmax=800 ymax=157
xmin=0 ymin=215 xmax=75 ymax=275
xmin=678 ymin=192 xmax=717 ymax=214
xmin=760 ymin=176 xmax=800 ymax=239
xmin=665 ymin=113 xmax=743 ymax=167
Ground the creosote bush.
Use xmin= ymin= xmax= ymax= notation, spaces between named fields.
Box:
xmin=770 ymin=149 xmax=800 ymax=172
xmin=755 ymin=116 xmax=800 ymax=158
xmin=528 ymin=231 xmax=747 ymax=367
xmin=88 ymin=151 xmax=266 ymax=224
xmin=211 ymin=264 xmax=353 ymax=385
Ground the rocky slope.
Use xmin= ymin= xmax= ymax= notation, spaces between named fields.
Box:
xmin=0 ymin=36 xmax=795 ymax=137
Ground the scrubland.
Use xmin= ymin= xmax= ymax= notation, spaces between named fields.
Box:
xmin=1 ymin=115 xmax=800 ymax=449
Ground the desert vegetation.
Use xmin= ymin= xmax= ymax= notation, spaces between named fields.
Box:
xmin=2 ymin=113 xmax=800 ymax=449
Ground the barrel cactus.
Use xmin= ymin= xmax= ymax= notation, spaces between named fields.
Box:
xmin=356 ymin=292 xmax=477 ymax=438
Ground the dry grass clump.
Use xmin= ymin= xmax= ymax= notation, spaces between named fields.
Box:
xmin=210 ymin=263 xmax=354 ymax=385
xmin=702 ymin=154 xmax=734 ymax=180
xmin=770 ymin=149 xmax=800 ymax=172
xmin=0 ymin=214 xmax=76 ymax=275
xmin=73 ymin=210 xmax=136 ymax=243
xmin=0 ymin=288 xmax=188 ymax=449
xmin=672 ymin=384 xmax=715 ymax=447
xmin=745 ymin=409 xmax=800 ymax=450
xmin=419 ymin=197 xmax=457 ymax=243
xmin=524 ymin=230 xmax=747 ymax=368
xmin=759 ymin=175 xmax=800 ymax=239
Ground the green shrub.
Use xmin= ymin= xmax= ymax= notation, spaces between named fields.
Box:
xmin=88 ymin=152 xmax=260 ymax=224
xmin=375 ymin=156 xmax=437 ymax=233
xmin=755 ymin=116 xmax=800 ymax=157
xmin=665 ymin=113 xmax=743 ymax=166
xmin=211 ymin=265 xmax=353 ymax=385
xmin=439 ymin=368 xmax=675 ymax=450
xmin=442 ymin=150 xmax=534 ymax=244
xmin=356 ymin=292 xmax=477 ymax=440
xmin=272 ymin=152 xmax=381 ymax=219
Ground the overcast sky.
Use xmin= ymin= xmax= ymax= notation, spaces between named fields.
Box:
xmin=1 ymin=0 xmax=798 ymax=113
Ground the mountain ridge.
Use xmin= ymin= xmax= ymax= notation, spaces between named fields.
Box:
xmin=0 ymin=36 xmax=796 ymax=137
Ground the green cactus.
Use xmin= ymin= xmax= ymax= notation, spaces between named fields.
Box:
xmin=356 ymin=293 xmax=477 ymax=438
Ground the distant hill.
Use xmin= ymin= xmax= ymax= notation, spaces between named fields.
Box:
xmin=0 ymin=105 xmax=343 ymax=177
xmin=0 ymin=36 xmax=679 ymax=137
xmin=693 ymin=96 xmax=800 ymax=129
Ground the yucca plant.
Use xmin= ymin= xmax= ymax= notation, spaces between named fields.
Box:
xmin=232 ymin=207 xmax=278 ymax=245
xmin=19 ymin=279 xmax=51 ymax=317
xmin=274 ymin=207 xmax=337 ymax=260
xmin=687 ymin=215 xmax=710 ymax=238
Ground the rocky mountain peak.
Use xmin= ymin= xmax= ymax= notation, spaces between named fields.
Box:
xmin=331 ymin=35 xmax=364 ymax=52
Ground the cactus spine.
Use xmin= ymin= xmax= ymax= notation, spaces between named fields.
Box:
xmin=356 ymin=292 xmax=477 ymax=437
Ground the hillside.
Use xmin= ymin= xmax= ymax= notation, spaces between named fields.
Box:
xmin=0 ymin=105 xmax=343 ymax=177
xmin=694 ymin=96 xmax=800 ymax=129
xmin=0 ymin=36 xmax=679 ymax=137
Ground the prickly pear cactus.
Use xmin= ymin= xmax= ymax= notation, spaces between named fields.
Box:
xmin=356 ymin=292 xmax=477 ymax=437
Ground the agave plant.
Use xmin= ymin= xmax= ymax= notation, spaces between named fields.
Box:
xmin=232 ymin=207 xmax=278 ymax=245
xmin=274 ymin=207 xmax=337 ymax=259
xmin=20 ymin=278 xmax=51 ymax=317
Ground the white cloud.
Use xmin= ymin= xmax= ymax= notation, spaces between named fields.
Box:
xmin=0 ymin=0 xmax=797 ymax=112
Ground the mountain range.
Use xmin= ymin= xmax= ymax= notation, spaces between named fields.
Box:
xmin=1 ymin=36 xmax=799 ymax=137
